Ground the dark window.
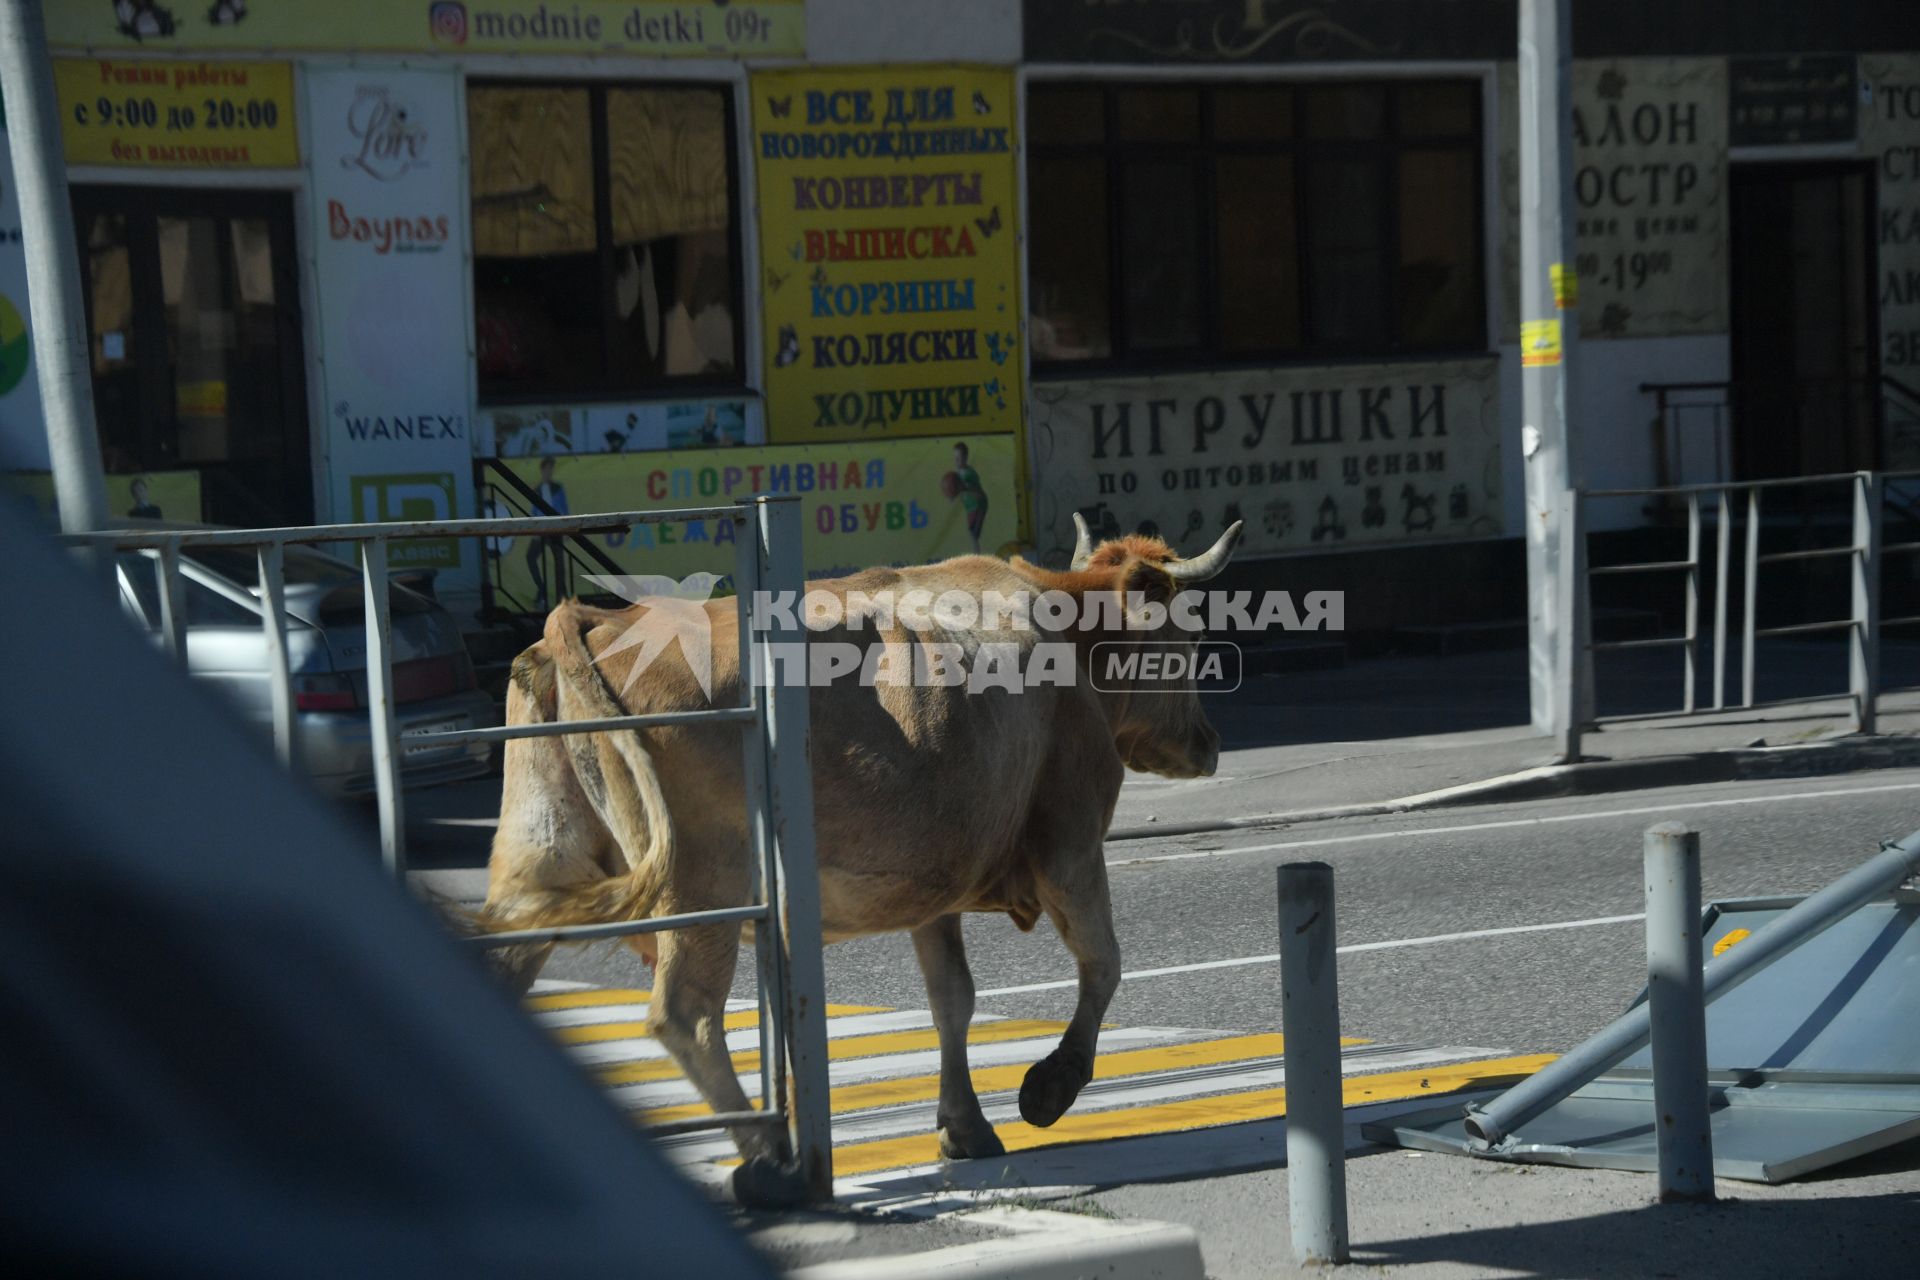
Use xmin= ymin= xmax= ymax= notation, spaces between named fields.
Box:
xmin=469 ymin=82 xmax=741 ymax=403
xmin=1027 ymin=80 xmax=1485 ymax=371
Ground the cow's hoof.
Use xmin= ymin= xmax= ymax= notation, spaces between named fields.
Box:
xmin=938 ymin=1120 xmax=1006 ymax=1161
xmin=1018 ymin=1051 xmax=1087 ymax=1128
xmin=731 ymin=1155 xmax=809 ymax=1210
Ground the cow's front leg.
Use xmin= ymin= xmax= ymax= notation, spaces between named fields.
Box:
xmin=911 ymin=915 xmax=1005 ymax=1159
xmin=1021 ymin=852 xmax=1121 ymax=1128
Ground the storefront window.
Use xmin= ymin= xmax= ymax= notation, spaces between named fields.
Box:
xmin=1028 ymin=80 xmax=1485 ymax=372
xmin=469 ymin=81 xmax=740 ymax=401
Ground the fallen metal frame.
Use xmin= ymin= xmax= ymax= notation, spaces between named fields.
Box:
xmin=1365 ymin=831 xmax=1920 ymax=1183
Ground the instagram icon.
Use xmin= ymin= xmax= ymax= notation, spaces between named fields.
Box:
xmin=428 ymin=1 xmax=469 ymax=45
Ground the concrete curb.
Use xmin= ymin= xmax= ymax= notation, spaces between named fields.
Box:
xmin=1104 ymin=734 xmax=1920 ymax=842
xmin=783 ymin=1209 xmax=1205 ymax=1280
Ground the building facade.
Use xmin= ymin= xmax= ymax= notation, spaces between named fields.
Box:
xmin=0 ymin=1 xmax=1915 ymax=627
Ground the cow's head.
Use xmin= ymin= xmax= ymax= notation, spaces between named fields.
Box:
xmin=1071 ymin=514 xmax=1242 ymax=780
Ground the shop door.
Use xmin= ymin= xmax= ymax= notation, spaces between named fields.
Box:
xmin=73 ymin=186 xmax=312 ymax=526
xmin=1729 ymin=163 xmax=1880 ymax=479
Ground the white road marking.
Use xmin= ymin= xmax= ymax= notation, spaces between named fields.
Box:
xmin=974 ymin=912 xmax=1649 ymax=998
xmin=598 ymin=1025 xmax=1196 ymax=1112
xmin=1110 ymin=778 xmax=1920 ymax=867
xmin=559 ymin=1009 xmax=952 ymax=1065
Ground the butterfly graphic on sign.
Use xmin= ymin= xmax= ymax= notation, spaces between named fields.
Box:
xmin=810 ymin=265 xmax=830 ymax=288
xmin=974 ymin=206 xmax=1002 ymax=239
xmin=766 ymin=267 xmax=788 ymax=293
xmin=971 ymin=91 xmax=991 ymax=116
xmin=768 ymin=95 xmax=792 ymax=118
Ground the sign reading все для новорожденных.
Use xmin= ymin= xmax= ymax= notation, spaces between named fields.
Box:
xmin=752 ymin=68 xmax=1023 ymax=445
xmin=48 ymin=2 xmax=801 ymax=58
xmin=307 ymin=65 xmax=474 ymax=570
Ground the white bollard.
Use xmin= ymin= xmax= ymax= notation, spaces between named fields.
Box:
xmin=1278 ymin=861 xmax=1349 ymax=1265
xmin=1644 ymin=822 xmax=1715 ymax=1202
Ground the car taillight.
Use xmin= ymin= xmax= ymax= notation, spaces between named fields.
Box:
xmin=294 ymin=673 xmax=358 ymax=711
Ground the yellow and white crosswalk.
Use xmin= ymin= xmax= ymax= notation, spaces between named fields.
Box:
xmin=526 ymin=981 xmax=1551 ymax=1180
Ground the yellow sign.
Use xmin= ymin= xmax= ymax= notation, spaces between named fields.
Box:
xmin=751 ymin=67 xmax=1023 ymax=444
xmin=49 ymin=2 xmax=803 ymax=59
xmin=55 ymin=58 xmax=298 ymax=169
xmin=488 ymin=435 xmax=1020 ymax=594
xmin=1520 ymin=319 xmax=1563 ymax=367
xmin=4 ymin=470 xmax=204 ymax=525
xmin=175 ymin=379 xmax=228 ymax=418
xmin=1551 ymin=262 xmax=1579 ymax=310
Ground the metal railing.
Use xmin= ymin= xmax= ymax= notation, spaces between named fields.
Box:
xmin=69 ymin=495 xmax=836 ymax=1200
xmin=474 ymin=456 xmax=627 ymax=620
xmin=1571 ymin=470 xmax=1920 ymax=748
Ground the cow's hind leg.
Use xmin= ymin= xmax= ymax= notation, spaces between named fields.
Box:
xmin=648 ymin=919 xmax=800 ymax=1203
xmin=911 ymin=915 xmax=1004 ymax=1159
xmin=1020 ymin=853 xmax=1121 ymax=1128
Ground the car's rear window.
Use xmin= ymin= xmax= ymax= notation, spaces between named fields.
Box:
xmin=188 ymin=546 xmax=362 ymax=590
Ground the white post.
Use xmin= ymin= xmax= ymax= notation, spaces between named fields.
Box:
xmin=1278 ymin=861 xmax=1349 ymax=1266
xmin=362 ymin=538 xmax=405 ymax=875
xmin=757 ymin=495 xmax=832 ymax=1202
xmin=1644 ymin=823 xmax=1714 ymax=1202
xmin=0 ymin=0 xmax=108 ymax=533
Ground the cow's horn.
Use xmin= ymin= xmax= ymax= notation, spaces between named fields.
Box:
xmin=1070 ymin=511 xmax=1095 ymax=570
xmin=1166 ymin=520 xmax=1244 ymax=582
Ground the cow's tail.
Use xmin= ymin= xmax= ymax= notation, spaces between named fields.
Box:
xmin=484 ymin=600 xmax=677 ymax=933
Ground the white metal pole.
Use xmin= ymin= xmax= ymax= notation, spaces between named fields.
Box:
xmin=257 ymin=543 xmax=297 ymax=770
xmin=0 ymin=0 xmax=108 ymax=533
xmin=757 ymin=495 xmax=832 ymax=1202
xmin=1519 ymin=0 xmax=1581 ymax=758
xmin=1278 ymin=861 xmax=1349 ymax=1266
xmin=362 ymin=537 xmax=405 ymax=875
xmin=1643 ymin=823 xmax=1714 ymax=1202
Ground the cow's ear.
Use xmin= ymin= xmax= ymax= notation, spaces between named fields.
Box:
xmin=1120 ymin=557 xmax=1177 ymax=617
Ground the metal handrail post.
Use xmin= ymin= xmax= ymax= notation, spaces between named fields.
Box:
xmin=1683 ymin=493 xmax=1700 ymax=713
xmin=1464 ymin=828 xmax=1920 ymax=1149
xmin=1853 ymin=472 xmax=1881 ymax=735
xmin=732 ymin=505 xmax=784 ymax=1121
xmin=757 ymin=495 xmax=832 ymax=1199
xmin=256 ymin=543 xmax=296 ymax=769
xmin=156 ymin=540 xmax=187 ymax=664
xmin=361 ymin=537 xmax=405 ymax=875
xmin=1711 ymin=491 xmax=1730 ymax=710
xmin=1742 ymin=488 xmax=1760 ymax=708
xmin=1643 ymin=823 xmax=1714 ymax=1202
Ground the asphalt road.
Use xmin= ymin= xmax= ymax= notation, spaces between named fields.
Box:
xmin=536 ymin=769 xmax=1920 ymax=1058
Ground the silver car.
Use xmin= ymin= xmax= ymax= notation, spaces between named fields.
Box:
xmin=114 ymin=539 xmax=498 ymax=796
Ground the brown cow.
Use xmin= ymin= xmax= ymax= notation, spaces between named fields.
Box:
xmin=478 ymin=516 xmax=1242 ymax=1183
